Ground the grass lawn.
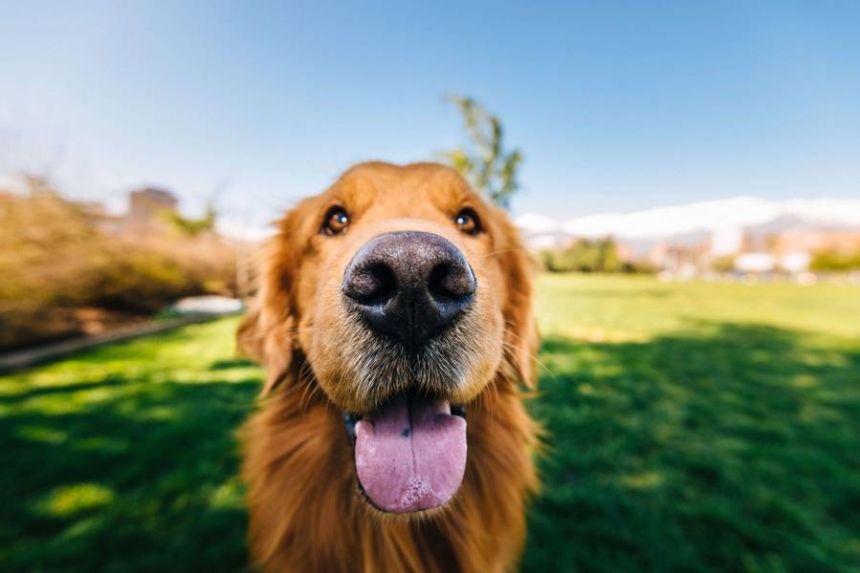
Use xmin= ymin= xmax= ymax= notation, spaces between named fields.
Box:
xmin=3 ymin=275 xmax=860 ymax=571
xmin=0 ymin=320 xmax=259 ymax=572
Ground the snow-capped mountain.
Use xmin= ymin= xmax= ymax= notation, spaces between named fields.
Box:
xmin=516 ymin=197 xmax=860 ymax=242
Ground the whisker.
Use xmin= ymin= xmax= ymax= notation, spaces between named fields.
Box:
xmin=480 ymin=246 xmax=532 ymax=260
xmin=503 ymin=327 xmax=556 ymax=381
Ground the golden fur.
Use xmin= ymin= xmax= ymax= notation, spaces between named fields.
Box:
xmin=238 ymin=162 xmax=539 ymax=572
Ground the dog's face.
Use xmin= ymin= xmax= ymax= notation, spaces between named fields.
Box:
xmin=240 ymin=162 xmax=536 ymax=515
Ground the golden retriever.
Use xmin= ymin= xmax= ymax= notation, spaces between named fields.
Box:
xmin=238 ymin=162 xmax=539 ymax=572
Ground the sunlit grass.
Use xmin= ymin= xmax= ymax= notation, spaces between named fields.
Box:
xmin=2 ymin=276 xmax=860 ymax=571
xmin=536 ymin=273 xmax=860 ymax=342
xmin=33 ymin=484 xmax=116 ymax=518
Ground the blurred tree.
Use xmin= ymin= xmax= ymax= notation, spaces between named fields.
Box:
xmin=810 ymin=249 xmax=860 ymax=271
xmin=710 ymin=254 xmax=737 ymax=273
xmin=539 ymin=237 xmax=629 ymax=273
xmin=166 ymin=179 xmax=231 ymax=237
xmin=596 ymin=237 xmax=621 ymax=272
xmin=442 ymin=95 xmax=523 ymax=210
xmin=167 ymin=204 xmax=216 ymax=236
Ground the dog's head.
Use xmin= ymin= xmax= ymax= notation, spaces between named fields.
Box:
xmin=239 ymin=162 xmax=536 ymax=514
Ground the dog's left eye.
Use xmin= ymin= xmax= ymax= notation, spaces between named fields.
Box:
xmin=455 ymin=208 xmax=481 ymax=235
xmin=323 ymin=207 xmax=350 ymax=235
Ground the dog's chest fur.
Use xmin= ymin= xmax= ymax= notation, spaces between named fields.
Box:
xmin=242 ymin=375 xmax=536 ymax=573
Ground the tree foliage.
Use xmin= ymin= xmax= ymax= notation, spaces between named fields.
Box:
xmin=539 ymin=237 xmax=651 ymax=273
xmin=442 ymin=95 xmax=523 ymax=210
xmin=167 ymin=204 xmax=217 ymax=236
xmin=810 ymin=249 xmax=860 ymax=271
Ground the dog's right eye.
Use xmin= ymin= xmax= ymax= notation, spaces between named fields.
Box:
xmin=455 ymin=208 xmax=482 ymax=235
xmin=322 ymin=207 xmax=350 ymax=235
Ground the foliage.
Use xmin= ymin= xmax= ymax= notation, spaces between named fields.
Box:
xmin=442 ymin=95 xmax=523 ymax=210
xmin=0 ymin=186 xmax=237 ymax=350
xmin=810 ymin=248 xmax=860 ymax=271
xmin=166 ymin=204 xmax=217 ymax=236
xmin=709 ymin=254 xmax=737 ymax=273
xmin=539 ymin=237 xmax=638 ymax=273
xmin=3 ymin=277 xmax=860 ymax=571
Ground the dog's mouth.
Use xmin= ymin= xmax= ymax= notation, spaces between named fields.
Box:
xmin=344 ymin=393 xmax=467 ymax=514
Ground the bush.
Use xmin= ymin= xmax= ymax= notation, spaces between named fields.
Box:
xmin=539 ymin=237 xmax=652 ymax=273
xmin=0 ymin=188 xmax=238 ymax=350
xmin=710 ymin=254 xmax=737 ymax=273
xmin=810 ymin=249 xmax=860 ymax=271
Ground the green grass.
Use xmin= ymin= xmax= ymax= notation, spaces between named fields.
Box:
xmin=526 ymin=275 xmax=860 ymax=572
xmin=0 ymin=320 xmax=259 ymax=571
xmin=3 ymin=275 xmax=860 ymax=571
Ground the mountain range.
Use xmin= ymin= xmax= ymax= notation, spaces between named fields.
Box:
xmin=515 ymin=197 xmax=860 ymax=242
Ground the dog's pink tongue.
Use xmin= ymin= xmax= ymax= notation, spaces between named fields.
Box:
xmin=355 ymin=394 xmax=467 ymax=513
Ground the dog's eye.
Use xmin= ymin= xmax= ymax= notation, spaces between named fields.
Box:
xmin=323 ymin=207 xmax=350 ymax=235
xmin=455 ymin=208 xmax=481 ymax=235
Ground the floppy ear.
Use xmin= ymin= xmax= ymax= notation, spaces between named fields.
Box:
xmin=237 ymin=215 xmax=300 ymax=396
xmin=496 ymin=212 xmax=540 ymax=389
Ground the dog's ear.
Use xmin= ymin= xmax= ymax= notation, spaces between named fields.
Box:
xmin=496 ymin=211 xmax=540 ymax=389
xmin=237 ymin=212 xmax=301 ymax=396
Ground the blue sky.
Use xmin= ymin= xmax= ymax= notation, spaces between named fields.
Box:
xmin=1 ymin=1 xmax=859 ymax=229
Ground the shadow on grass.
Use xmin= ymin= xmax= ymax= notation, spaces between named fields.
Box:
xmin=0 ymin=366 xmax=258 ymax=572
xmin=524 ymin=323 xmax=860 ymax=572
xmin=209 ymin=358 xmax=255 ymax=371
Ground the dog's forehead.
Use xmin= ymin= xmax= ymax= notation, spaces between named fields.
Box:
xmin=331 ymin=162 xmax=474 ymax=217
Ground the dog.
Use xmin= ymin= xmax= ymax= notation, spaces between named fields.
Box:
xmin=238 ymin=162 xmax=539 ymax=572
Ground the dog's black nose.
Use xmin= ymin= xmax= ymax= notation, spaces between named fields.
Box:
xmin=342 ymin=231 xmax=477 ymax=350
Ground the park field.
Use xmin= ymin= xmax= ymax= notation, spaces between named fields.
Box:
xmin=2 ymin=274 xmax=859 ymax=571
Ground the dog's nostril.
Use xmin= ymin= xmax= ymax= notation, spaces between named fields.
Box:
xmin=342 ymin=231 xmax=477 ymax=350
xmin=344 ymin=263 xmax=397 ymax=305
xmin=428 ymin=262 xmax=477 ymax=301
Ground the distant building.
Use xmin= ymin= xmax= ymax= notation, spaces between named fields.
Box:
xmin=781 ymin=252 xmax=811 ymax=273
xmin=615 ymin=242 xmax=635 ymax=263
xmin=122 ymin=187 xmax=179 ymax=234
xmin=735 ymin=253 xmax=777 ymax=273
xmin=773 ymin=230 xmax=860 ymax=256
xmin=89 ymin=187 xmax=179 ymax=236
xmin=730 ymin=230 xmax=860 ymax=275
xmin=129 ymin=187 xmax=178 ymax=223
xmin=516 ymin=206 xmax=860 ymax=277
xmin=650 ymin=241 xmax=710 ymax=275
xmin=739 ymin=229 xmax=774 ymax=253
xmin=733 ymin=252 xmax=811 ymax=274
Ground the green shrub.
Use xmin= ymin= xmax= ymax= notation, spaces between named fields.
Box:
xmin=539 ymin=237 xmax=652 ymax=273
xmin=810 ymin=249 xmax=860 ymax=271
